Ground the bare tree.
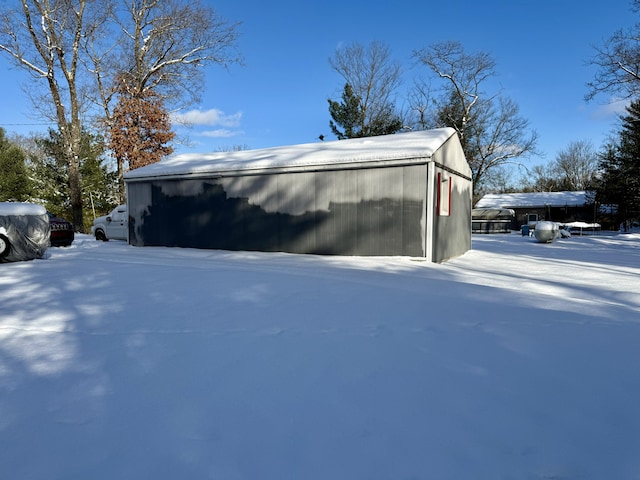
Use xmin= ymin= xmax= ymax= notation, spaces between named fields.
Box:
xmin=518 ymin=140 xmax=599 ymax=192
xmin=480 ymin=165 xmax=518 ymax=194
xmin=586 ymin=1 xmax=640 ymax=101
xmin=406 ymin=78 xmax=435 ymax=131
xmin=413 ymin=41 xmax=495 ymax=141
xmin=469 ymin=96 xmax=539 ymax=194
xmin=0 ymin=0 xmax=107 ymax=230
xmin=329 ymin=40 xmax=403 ymax=137
xmin=215 ymin=144 xmax=249 ymax=152
xmin=520 ymin=163 xmax=561 ymax=193
xmin=554 ymin=140 xmax=598 ymax=190
xmin=86 ymin=0 xmax=243 ymax=197
xmin=412 ymin=41 xmax=539 ymax=194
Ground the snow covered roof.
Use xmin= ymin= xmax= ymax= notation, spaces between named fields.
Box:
xmin=475 ymin=191 xmax=589 ymax=209
xmin=0 ymin=202 xmax=47 ymax=216
xmin=125 ymin=128 xmax=457 ymax=180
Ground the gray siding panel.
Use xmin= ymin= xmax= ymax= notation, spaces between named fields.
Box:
xmin=402 ymin=166 xmax=427 ymax=256
xmin=315 ymin=169 xmax=358 ymax=254
xmin=128 ymin=165 xmax=427 ymax=257
xmin=432 ymin=171 xmax=472 ymax=262
xmin=429 ymin=138 xmax=473 ymax=262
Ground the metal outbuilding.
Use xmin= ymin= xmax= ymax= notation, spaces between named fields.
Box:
xmin=124 ymin=128 xmax=472 ymax=262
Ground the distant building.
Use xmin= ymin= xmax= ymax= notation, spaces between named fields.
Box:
xmin=475 ymin=191 xmax=596 ymax=228
xmin=124 ymin=128 xmax=473 ymax=262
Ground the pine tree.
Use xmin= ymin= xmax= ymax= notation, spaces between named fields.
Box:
xmin=328 ymin=84 xmax=363 ymax=139
xmin=617 ymin=99 xmax=640 ymax=225
xmin=34 ymin=128 xmax=117 ymax=230
xmin=328 ymin=83 xmax=403 ymax=140
xmin=0 ymin=128 xmax=31 ymax=201
xmin=593 ymin=99 xmax=640 ymax=228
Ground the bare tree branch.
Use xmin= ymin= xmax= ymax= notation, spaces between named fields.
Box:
xmin=586 ymin=3 xmax=640 ymax=102
xmin=0 ymin=0 xmax=107 ymax=230
xmin=587 ymin=32 xmax=640 ymax=100
xmin=412 ymin=41 xmax=539 ymax=195
xmin=329 ymin=40 xmax=403 ymax=135
xmin=412 ymin=41 xmax=496 ymax=142
xmin=82 ymin=0 xmax=242 ymax=198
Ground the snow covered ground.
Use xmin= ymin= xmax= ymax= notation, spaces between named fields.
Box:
xmin=1 ymin=232 xmax=639 ymax=480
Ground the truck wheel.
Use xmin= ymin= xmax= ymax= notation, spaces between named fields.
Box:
xmin=95 ymin=229 xmax=108 ymax=241
xmin=0 ymin=234 xmax=11 ymax=259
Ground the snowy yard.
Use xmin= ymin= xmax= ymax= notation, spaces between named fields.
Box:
xmin=1 ymin=232 xmax=639 ymax=480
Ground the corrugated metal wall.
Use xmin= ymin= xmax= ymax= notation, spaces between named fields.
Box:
xmin=128 ymin=164 xmax=428 ymax=257
xmin=430 ymin=139 xmax=473 ymax=263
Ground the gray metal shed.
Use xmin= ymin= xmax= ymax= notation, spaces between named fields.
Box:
xmin=124 ymin=128 xmax=472 ymax=262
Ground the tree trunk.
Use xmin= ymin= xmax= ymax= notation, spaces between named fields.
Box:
xmin=116 ymin=156 xmax=125 ymax=204
xmin=68 ymin=152 xmax=84 ymax=231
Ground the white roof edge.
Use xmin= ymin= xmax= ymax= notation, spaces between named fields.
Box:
xmin=125 ymin=128 xmax=456 ymax=181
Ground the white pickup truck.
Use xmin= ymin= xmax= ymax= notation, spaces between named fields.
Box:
xmin=91 ymin=204 xmax=128 ymax=241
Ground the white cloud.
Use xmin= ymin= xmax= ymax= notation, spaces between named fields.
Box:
xmin=172 ymin=108 xmax=243 ymax=128
xmin=200 ymin=129 xmax=243 ymax=138
xmin=592 ymin=98 xmax=629 ymax=119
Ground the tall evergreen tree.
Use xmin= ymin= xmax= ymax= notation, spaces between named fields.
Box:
xmin=34 ymin=127 xmax=117 ymax=230
xmin=328 ymin=84 xmax=363 ymax=140
xmin=593 ymin=99 xmax=640 ymax=228
xmin=0 ymin=128 xmax=31 ymax=201
xmin=616 ymin=100 xmax=640 ymax=224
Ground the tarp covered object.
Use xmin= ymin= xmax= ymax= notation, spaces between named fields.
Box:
xmin=0 ymin=202 xmax=50 ymax=263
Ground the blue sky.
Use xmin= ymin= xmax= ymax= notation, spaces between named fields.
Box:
xmin=0 ymin=0 xmax=636 ymax=172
